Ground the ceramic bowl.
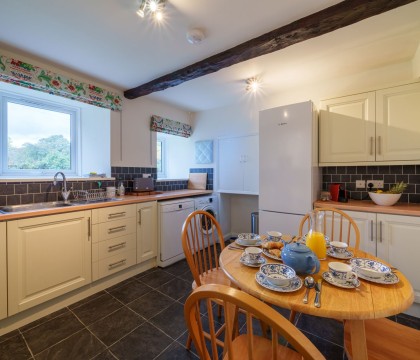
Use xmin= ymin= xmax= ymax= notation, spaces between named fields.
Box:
xmin=368 ymin=192 xmax=401 ymax=206
xmin=237 ymin=233 xmax=260 ymax=245
xmin=260 ymin=263 xmax=296 ymax=286
xmin=350 ymin=258 xmax=391 ymax=279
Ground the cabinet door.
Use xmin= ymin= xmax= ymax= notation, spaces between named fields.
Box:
xmin=344 ymin=210 xmax=377 ymax=255
xmin=218 ymin=137 xmax=244 ymax=193
xmin=378 ymin=213 xmax=420 ymax=304
xmin=8 ymin=211 xmax=91 ymax=315
xmin=376 ymin=83 xmax=420 ymax=162
xmin=243 ymin=135 xmax=259 ymax=193
xmin=319 ymin=92 xmax=375 ymax=164
xmin=0 ymin=222 xmax=6 ymax=320
xmin=137 ymin=201 xmax=157 ymax=263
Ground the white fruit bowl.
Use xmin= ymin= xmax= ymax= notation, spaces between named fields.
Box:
xmin=368 ymin=192 xmax=401 ymax=206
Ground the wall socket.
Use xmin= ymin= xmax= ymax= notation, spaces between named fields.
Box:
xmin=367 ymin=180 xmax=384 ymax=189
xmin=356 ymin=180 xmax=366 ymax=188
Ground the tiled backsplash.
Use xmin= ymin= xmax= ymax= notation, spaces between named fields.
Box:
xmin=0 ymin=167 xmax=214 ymax=206
xmin=322 ymin=165 xmax=420 ymax=203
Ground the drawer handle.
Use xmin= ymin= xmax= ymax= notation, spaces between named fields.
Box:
xmin=108 ymin=225 xmax=126 ymax=234
xmin=138 ymin=209 xmax=142 ymax=225
xmin=108 ymin=212 xmax=126 ymax=219
xmin=108 ymin=259 xmax=126 ymax=269
xmin=108 ymin=242 xmax=126 ymax=251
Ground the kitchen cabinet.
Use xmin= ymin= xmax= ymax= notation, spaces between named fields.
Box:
xmin=0 ymin=222 xmax=6 ymax=320
xmin=319 ymin=82 xmax=420 ymax=165
xmin=92 ymin=204 xmax=137 ymax=281
xmin=218 ymin=134 xmax=259 ymax=194
xmin=136 ymin=201 xmax=157 ymax=263
xmin=7 ymin=211 xmax=91 ymax=315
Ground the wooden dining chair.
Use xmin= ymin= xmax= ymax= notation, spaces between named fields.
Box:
xmin=182 ymin=210 xmax=231 ymax=350
xmin=299 ymin=207 xmax=360 ymax=250
xmin=344 ymin=317 xmax=420 ymax=360
xmin=184 ymin=284 xmax=326 ymax=360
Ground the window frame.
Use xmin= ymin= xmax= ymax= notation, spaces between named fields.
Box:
xmin=0 ymin=92 xmax=80 ymax=177
xmin=156 ymin=137 xmax=166 ymax=179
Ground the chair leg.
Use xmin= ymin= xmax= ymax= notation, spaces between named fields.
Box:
xmin=186 ymin=332 xmax=192 ymax=349
xmin=289 ymin=310 xmax=297 ymax=324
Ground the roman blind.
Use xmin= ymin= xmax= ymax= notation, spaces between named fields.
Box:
xmin=150 ymin=115 xmax=192 ymax=138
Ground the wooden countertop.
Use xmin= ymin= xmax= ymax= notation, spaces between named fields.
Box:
xmin=314 ymin=199 xmax=420 ymax=217
xmin=0 ymin=189 xmax=212 ymax=221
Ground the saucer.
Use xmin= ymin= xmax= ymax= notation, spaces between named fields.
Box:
xmin=262 ymin=248 xmax=282 ymax=261
xmin=322 ymin=271 xmax=360 ymax=289
xmin=327 ymin=248 xmax=353 ymax=260
xmin=255 ymin=272 xmax=302 ymax=292
xmin=355 ymin=271 xmax=399 ymax=284
xmin=235 ymin=238 xmax=262 ymax=247
xmin=240 ymin=253 xmax=266 ymax=268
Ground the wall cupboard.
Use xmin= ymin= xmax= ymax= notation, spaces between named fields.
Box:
xmin=218 ymin=134 xmax=259 ymax=194
xmin=319 ymin=82 xmax=420 ymax=165
xmin=136 ymin=202 xmax=157 ymax=263
xmin=7 ymin=211 xmax=92 ymax=315
xmin=0 ymin=222 xmax=6 ymax=320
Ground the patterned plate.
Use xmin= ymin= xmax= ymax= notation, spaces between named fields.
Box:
xmin=255 ymin=272 xmax=302 ymax=293
xmin=326 ymin=248 xmax=354 ymax=260
xmin=262 ymin=248 xmax=282 ymax=261
xmin=356 ymin=271 xmax=399 ymax=285
xmin=235 ymin=238 xmax=262 ymax=247
xmin=240 ymin=253 xmax=267 ymax=268
xmin=322 ymin=271 xmax=360 ymax=289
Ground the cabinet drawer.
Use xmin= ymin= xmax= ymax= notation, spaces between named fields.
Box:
xmin=93 ymin=218 xmax=136 ymax=243
xmin=92 ymin=233 xmax=136 ymax=262
xmin=93 ymin=250 xmax=136 ymax=280
xmin=92 ymin=204 xmax=136 ymax=224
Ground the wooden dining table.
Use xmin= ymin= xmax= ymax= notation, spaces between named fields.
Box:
xmin=219 ymin=244 xmax=414 ymax=360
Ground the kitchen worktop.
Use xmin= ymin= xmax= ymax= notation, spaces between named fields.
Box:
xmin=315 ymin=199 xmax=420 ymax=217
xmin=0 ymin=189 xmax=212 ymax=221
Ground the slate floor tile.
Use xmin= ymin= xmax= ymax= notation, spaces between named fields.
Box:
xmin=302 ymin=330 xmax=345 ymax=360
xmin=157 ymin=277 xmax=192 ymax=301
xmin=296 ymin=313 xmax=344 ymax=346
xmin=107 ymin=279 xmax=152 ymax=304
xmin=70 ymin=293 xmax=123 ymax=326
xmin=164 ymin=259 xmax=191 ymax=277
xmin=139 ymin=268 xmax=176 ymax=288
xmin=68 ymin=290 xmax=107 ymax=310
xmin=34 ymin=329 xmax=105 ymax=360
xmin=88 ymin=307 xmax=144 ymax=346
xmin=22 ymin=311 xmax=84 ymax=355
xmin=127 ymin=290 xmax=175 ymax=320
xmin=19 ymin=308 xmax=68 ymax=333
xmin=156 ymin=340 xmax=198 ymax=360
xmin=0 ymin=329 xmax=20 ymax=344
xmin=91 ymin=350 xmax=118 ymax=360
xmin=0 ymin=333 xmax=33 ymax=360
xmin=110 ymin=322 xmax=173 ymax=360
xmin=150 ymin=302 xmax=188 ymax=339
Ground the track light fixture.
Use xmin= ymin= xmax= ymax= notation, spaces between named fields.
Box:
xmin=137 ymin=0 xmax=167 ymax=21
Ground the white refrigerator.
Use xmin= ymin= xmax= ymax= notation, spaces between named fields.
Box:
xmin=259 ymin=101 xmax=320 ymax=236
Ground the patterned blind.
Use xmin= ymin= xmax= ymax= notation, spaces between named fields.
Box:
xmin=150 ymin=115 xmax=192 ymax=138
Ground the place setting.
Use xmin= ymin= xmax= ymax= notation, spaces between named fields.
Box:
xmin=239 ymin=247 xmax=267 ymax=267
xmin=349 ymin=258 xmax=399 ymax=284
xmin=326 ymin=241 xmax=354 ymax=260
xmin=235 ymin=233 xmax=262 ymax=247
xmin=255 ymin=263 xmax=303 ymax=293
xmin=322 ymin=262 xmax=361 ymax=289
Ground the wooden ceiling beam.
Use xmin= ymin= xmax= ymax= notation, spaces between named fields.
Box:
xmin=124 ymin=0 xmax=415 ymax=99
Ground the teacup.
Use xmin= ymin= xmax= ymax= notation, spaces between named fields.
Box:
xmin=328 ymin=262 xmax=358 ymax=284
xmin=267 ymin=231 xmax=282 ymax=241
xmin=330 ymin=241 xmax=348 ymax=254
xmin=244 ymin=247 xmax=262 ymax=263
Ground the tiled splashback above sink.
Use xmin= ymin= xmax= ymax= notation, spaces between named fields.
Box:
xmin=322 ymin=165 xmax=420 ymax=203
xmin=0 ymin=167 xmax=214 ymax=207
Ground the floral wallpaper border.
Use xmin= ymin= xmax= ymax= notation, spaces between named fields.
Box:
xmin=0 ymin=54 xmax=122 ymax=111
xmin=150 ymin=115 xmax=192 ymax=138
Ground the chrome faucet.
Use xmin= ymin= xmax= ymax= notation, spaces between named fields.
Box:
xmin=53 ymin=172 xmax=71 ymax=202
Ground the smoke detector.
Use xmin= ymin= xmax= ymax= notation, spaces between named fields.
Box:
xmin=186 ymin=28 xmax=205 ymax=44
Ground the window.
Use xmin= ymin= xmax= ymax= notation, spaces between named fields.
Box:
xmin=1 ymin=93 xmax=79 ymax=176
xmin=157 ymin=137 xmax=166 ymax=178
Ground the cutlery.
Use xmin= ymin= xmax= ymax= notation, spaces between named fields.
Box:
xmin=314 ymin=279 xmax=322 ymax=308
xmin=228 ymin=245 xmax=243 ymax=250
xmin=303 ymin=276 xmax=315 ymax=304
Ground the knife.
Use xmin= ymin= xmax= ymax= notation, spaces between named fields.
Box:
xmin=314 ymin=279 xmax=322 ymax=308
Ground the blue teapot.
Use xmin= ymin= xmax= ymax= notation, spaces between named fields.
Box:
xmin=281 ymin=242 xmax=320 ymax=275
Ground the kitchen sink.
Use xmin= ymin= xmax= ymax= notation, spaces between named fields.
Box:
xmin=70 ymin=198 xmax=124 ymax=205
xmin=0 ymin=201 xmax=74 ymax=213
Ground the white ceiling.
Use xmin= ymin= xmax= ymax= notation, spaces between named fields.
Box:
xmin=0 ymin=0 xmax=420 ymax=112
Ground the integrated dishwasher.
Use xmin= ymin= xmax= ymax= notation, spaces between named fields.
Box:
xmin=157 ymin=198 xmax=195 ymax=267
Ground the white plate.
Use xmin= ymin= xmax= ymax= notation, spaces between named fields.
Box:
xmin=235 ymin=238 xmax=262 ymax=247
xmin=240 ymin=253 xmax=266 ymax=268
xmin=322 ymin=271 xmax=360 ymax=289
xmin=326 ymin=248 xmax=353 ymax=260
xmin=262 ymin=248 xmax=282 ymax=261
xmin=255 ymin=272 xmax=302 ymax=293
xmin=300 ymin=234 xmax=331 ymax=247
xmin=355 ymin=271 xmax=399 ymax=285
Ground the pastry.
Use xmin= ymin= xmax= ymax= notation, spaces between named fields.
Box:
xmin=269 ymin=249 xmax=281 ymax=258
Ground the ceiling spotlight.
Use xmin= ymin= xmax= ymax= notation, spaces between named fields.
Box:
xmin=149 ymin=0 xmax=159 ymax=12
xmin=137 ymin=0 xmax=166 ymax=20
xmin=246 ymin=77 xmax=262 ymax=92
xmin=137 ymin=0 xmax=146 ymax=18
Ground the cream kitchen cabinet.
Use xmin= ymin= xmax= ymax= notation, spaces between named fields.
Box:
xmin=92 ymin=204 xmax=137 ymax=281
xmin=0 ymin=222 xmax=7 ymax=320
xmin=136 ymin=201 xmax=157 ymax=263
xmin=218 ymin=134 xmax=259 ymax=194
xmin=319 ymin=82 xmax=420 ymax=165
xmin=7 ymin=211 xmax=91 ymax=315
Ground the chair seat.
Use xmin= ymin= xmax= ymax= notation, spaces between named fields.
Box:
xmin=192 ymin=268 xmax=230 ymax=289
xmin=344 ymin=318 xmax=420 ymax=360
xmin=222 ymin=333 xmax=304 ymax=360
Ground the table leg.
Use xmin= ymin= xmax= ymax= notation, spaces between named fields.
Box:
xmin=349 ymin=320 xmax=368 ymax=360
